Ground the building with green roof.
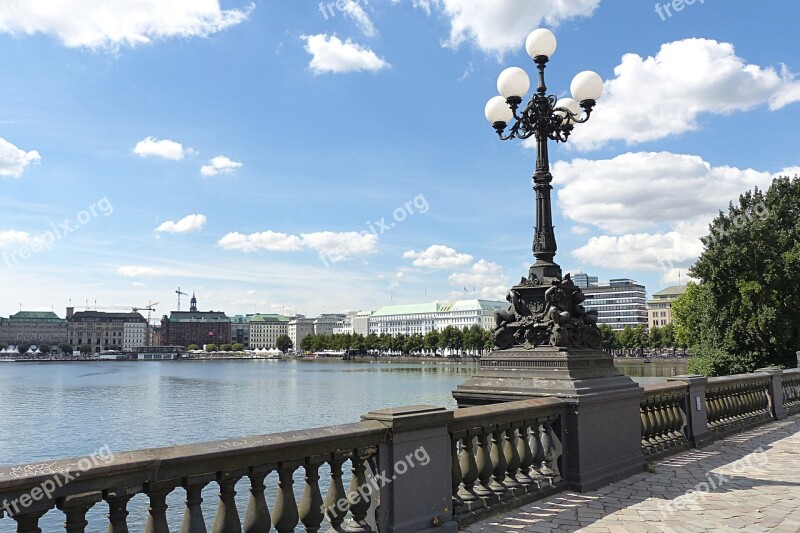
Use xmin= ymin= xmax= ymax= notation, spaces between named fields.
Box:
xmin=0 ymin=311 xmax=68 ymax=346
xmin=647 ymin=285 xmax=687 ymax=329
xmin=368 ymin=299 xmax=506 ymax=336
xmin=250 ymin=314 xmax=289 ymax=349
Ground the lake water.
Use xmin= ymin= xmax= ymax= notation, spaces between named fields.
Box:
xmin=0 ymin=358 xmax=686 ymax=530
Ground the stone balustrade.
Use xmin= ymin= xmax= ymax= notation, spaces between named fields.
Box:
xmin=704 ymin=373 xmax=772 ymax=435
xmin=0 ymin=421 xmax=386 ymax=533
xmin=639 ymin=383 xmax=689 ymax=457
xmin=782 ymin=368 xmax=800 ymax=415
xmin=1 ymin=367 xmax=799 ymax=532
xmin=447 ymin=398 xmax=565 ymax=525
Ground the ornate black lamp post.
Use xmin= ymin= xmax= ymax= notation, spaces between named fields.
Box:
xmin=484 ymin=28 xmax=603 ymax=285
xmin=454 ymin=29 xmax=647 ymax=492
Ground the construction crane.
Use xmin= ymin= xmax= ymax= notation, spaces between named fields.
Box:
xmin=176 ymin=286 xmax=188 ymax=311
xmin=74 ymin=302 xmax=159 ymax=347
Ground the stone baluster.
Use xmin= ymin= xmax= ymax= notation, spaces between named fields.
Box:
xmin=669 ymin=394 xmax=685 ymax=443
xmin=539 ymin=421 xmax=559 ymax=483
xmin=323 ymin=452 xmax=350 ymax=532
xmin=646 ymin=400 xmax=660 ymax=448
xmin=57 ymin=492 xmax=102 ymax=533
xmin=10 ymin=507 xmax=53 ymax=533
xmin=529 ymin=423 xmax=546 ymax=486
xmin=653 ymin=397 xmax=667 ymax=449
xmin=515 ymin=424 xmax=534 ymax=486
xmin=488 ymin=428 xmax=507 ymax=494
xmin=144 ymin=482 xmax=177 ymax=533
xmin=211 ymin=471 xmax=244 ymax=533
xmin=473 ymin=431 xmax=493 ymax=498
xmin=179 ymin=477 xmax=211 ymax=533
xmin=503 ymin=427 xmax=521 ymax=489
xmin=457 ymin=434 xmax=479 ymax=503
xmin=272 ymin=462 xmax=300 ymax=533
xmin=243 ymin=467 xmax=272 ymax=533
xmin=346 ymin=449 xmax=374 ymax=533
xmin=104 ymin=489 xmax=134 ymax=533
xmin=299 ymin=458 xmax=325 ymax=533
xmin=450 ymin=434 xmax=463 ymax=508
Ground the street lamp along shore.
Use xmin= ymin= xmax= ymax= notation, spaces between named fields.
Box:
xmin=481 ymin=27 xmax=606 ymax=353
xmin=454 ymin=30 xmax=648 ymax=493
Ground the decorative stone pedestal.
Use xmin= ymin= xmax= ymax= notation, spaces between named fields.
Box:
xmin=453 ymin=347 xmax=645 ymax=492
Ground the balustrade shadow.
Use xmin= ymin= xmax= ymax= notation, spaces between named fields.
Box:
xmin=470 ymin=416 xmax=800 ymax=532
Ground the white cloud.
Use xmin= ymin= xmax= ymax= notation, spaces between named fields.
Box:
xmin=343 ymin=0 xmax=377 ymax=37
xmin=403 ymin=244 xmax=473 ymax=268
xmin=0 ymin=138 xmax=40 ymax=178
xmin=302 ymin=34 xmax=389 ymax=74
xmin=554 ymin=151 xmax=800 ymax=281
xmin=201 ymin=155 xmax=242 ymax=177
xmin=448 ymin=259 xmax=508 ymax=300
xmin=134 ymin=137 xmax=193 ymax=160
xmin=0 ymin=230 xmax=34 ymax=249
xmin=571 ymin=225 xmax=589 ymax=235
xmin=155 ymin=214 xmax=207 ymax=234
xmin=118 ymin=266 xmax=160 ymax=277
xmin=217 ymin=230 xmax=378 ymax=262
xmin=552 ymin=152 xmax=780 ymax=234
xmin=570 ymin=39 xmax=800 ymax=150
xmin=404 ymin=0 xmax=599 ymax=57
xmin=0 ymin=0 xmax=253 ymax=49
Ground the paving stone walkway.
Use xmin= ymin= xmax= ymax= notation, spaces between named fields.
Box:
xmin=466 ymin=416 xmax=800 ymax=533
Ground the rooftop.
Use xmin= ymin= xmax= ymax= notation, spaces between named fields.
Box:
xmin=652 ymin=284 xmax=688 ymax=298
xmin=9 ymin=311 xmax=64 ymax=321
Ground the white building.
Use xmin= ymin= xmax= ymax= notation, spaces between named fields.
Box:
xmin=123 ymin=321 xmax=147 ymax=351
xmin=249 ymin=314 xmax=289 ymax=349
xmin=314 ymin=314 xmax=346 ymax=336
xmin=288 ymin=316 xmax=315 ymax=350
xmin=367 ymin=299 xmax=506 ymax=336
xmin=353 ymin=311 xmax=372 ymax=336
xmin=583 ymin=279 xmax=648 ymax=331
xmin=334 ymin=312 xmax=358 ymax=335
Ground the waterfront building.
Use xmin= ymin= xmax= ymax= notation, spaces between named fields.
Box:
xmin=333 ymin=312 xmax=357 ymax=335
xmin=367 ymin=299 xmax=506 ymax=336
xmin=67 ymin=308 xmax=147 ymax=352
xmin=159 ymin=295 xmax=231 ymax=348
xmin=230 ymin=315 xmax=251 ymax=346
xmin=353 ymin=310 xmax=372 ymax=336
xmin=0 ymin=311 xmax=68 ymax=347
xmin=647 ymin=285 xmax=687 ymax=328
xmin=249 ymin=314 xmax=289 ymax=349
xmin=288 ymin=316 xmax=315 ymax=350
xmin=582 ymin=279 xmax=648 ymax=331
xmin=570 ymin=271 xmax=599 ymax=289
xmin=314 ymin=313 xmax=346 ymax=336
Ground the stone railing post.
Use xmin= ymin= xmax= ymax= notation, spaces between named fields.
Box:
xmin=667 ymin=375 xmax=712 ymax=448
xmin=361 ymin=405 xmax=457 ymax=533
xmin=756 ymin=368 xmax=787 ymax=420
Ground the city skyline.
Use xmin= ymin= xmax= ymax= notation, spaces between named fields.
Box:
xmin=2 ymin=1 xmax=800 ymax=318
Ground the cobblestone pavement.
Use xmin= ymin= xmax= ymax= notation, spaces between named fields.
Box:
xmin=466 ymin=416 xmax=800 ymax=533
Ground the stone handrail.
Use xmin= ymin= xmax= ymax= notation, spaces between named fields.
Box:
xmin=0 ymin=421 xmax=387 ymax=532
xmin=640 ymin=382 xmax=689 ymax=457
xmin=705 ymin=373 xmax=772 ymax=435
xmin=783 ymin=368 xmax=800 ymax=415
xmin=447 ymin=398 xmax=565 ymax=525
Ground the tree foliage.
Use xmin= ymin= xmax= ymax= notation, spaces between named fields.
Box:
xmin=676 ymin=176 xmax=800 ymax=376
xmin=276 ymin=334 xmax=293 ymax=353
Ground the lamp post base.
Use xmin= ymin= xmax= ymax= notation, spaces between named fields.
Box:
xmin=453 ymin=347 xmax=645 ymax=492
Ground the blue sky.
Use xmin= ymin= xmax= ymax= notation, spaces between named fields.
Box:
xmin=1 ymin=0 xmax=799 ymax=319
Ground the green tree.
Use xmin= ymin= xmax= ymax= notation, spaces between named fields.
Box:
xmin=648 ymin=327 xmax=663 ymax=353
xmin=79 ymin=344 xmax=93 ymax=354
xmin=39 ymin=344 xmax=51 ymax=353
xmin=677 ymin=177 xmax=800 ymax=376
xmin=60 ymin=344 xmax=73 ymax=355
xmin=231 ymin=343 xmax=245 ymax=351
xmin=187 ymin=344 xmax=199 ymax=351
xmin=661 ymin=323 xmax=677 ymax=355
xmin=220 ymin=344 xmax=232 ymax=352
xmin=205 ymin=343 xmax=218 ymax=352
xmin=633 ymin=325 xmax=649 ymax=356
xmin=300 ymin=334 xmax=315 ymax=353
xmin=617 ymin=326 xmax=634 ymax=356
xmin=276 ymin=334 xmax=293 ymax=353
xmin=424 ymin=330 xmax=440 ymax=356
xmin=598 ymin=324 xmax=619 ymax=354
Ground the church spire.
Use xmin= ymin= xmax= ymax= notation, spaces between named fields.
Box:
xmin=190 ymin=292 xmax=197 ymax=312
